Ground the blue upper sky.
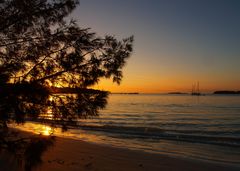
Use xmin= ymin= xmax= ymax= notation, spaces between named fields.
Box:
xmin=70 ymin=0 xmax=240 ymax=92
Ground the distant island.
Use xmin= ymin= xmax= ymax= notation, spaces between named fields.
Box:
xmin=213 ymin=91 xmax=240 ymax=94
xmin=50 ymin=88 xmax=140 ymax=94
xmin=110 ymin=92 xmax=139 ymax=95
xmin=168 ymin=92 xmax=188 ymax=95
xmin=49 ymin=87 xmax=107 ymax=94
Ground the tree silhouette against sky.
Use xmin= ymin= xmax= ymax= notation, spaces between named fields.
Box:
xmin=0 ymin=0 xmax=133 ymax=170
xmin=0 ymin=0 xmax=133 ymax=127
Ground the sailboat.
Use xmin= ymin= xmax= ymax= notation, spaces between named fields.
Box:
xmin=191 ymin=82 xmax=201 ymax=96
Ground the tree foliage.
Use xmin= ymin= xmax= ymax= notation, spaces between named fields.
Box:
xmin=0 ymin=0 xmax=133 ymax=170
xmin=0 ymin=0 xmax=133 ymax=126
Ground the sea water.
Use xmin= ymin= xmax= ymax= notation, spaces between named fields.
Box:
xmin=14 ymin=94 xmax=240 ymax=165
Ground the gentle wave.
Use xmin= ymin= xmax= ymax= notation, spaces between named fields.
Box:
xmin=72 ymin=124 xmax=240 ymax=147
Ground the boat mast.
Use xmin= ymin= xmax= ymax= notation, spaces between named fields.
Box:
xmin=197 ymin=81 xmax=199 ymax=94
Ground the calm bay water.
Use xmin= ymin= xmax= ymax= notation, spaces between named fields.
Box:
xmin=14 ymin=94 xmax=240 ymax=165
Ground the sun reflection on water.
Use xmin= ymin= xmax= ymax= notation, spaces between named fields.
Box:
xmin=38 ymin=95 xmax=54 ymax=120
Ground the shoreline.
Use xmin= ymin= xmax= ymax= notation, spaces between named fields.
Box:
xmin=1 ymin=129 xmax=240 ymax=171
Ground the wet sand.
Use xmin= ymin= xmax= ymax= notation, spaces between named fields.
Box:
xmin=1 ymin=131 xmax=239 ymax=171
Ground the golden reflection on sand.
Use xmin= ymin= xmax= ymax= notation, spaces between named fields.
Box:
xmin=41 ymin=125 xmax=54 ymax=136
xmin=10 ymin=123 xmax=54 ymax=136
xmin=49 ymin=95 xmax=53 ymax=102
xmin=12 ymin=122 xmax=104 ymax=143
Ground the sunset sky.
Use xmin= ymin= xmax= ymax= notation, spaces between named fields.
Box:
xmin=71 ymin=0 xmax=240 ymax=93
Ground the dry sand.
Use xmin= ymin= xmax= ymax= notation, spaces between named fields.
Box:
xmin=1 ymin=133 xmax=239 ymax=171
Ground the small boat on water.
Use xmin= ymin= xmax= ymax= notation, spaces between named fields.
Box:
xmin=192 ymin=82 xmax=201 ymax=96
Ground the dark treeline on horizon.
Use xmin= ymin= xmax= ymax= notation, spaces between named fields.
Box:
xmin=213 ymin=91 xmax=240 ymax=94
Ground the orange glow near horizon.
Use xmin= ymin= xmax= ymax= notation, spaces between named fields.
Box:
xmin=92 ymin=77 xmax=240 ymax=93
xmin=73 ymin=1 xmax=240 ymax=94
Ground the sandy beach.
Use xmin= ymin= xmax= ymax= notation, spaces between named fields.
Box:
xmin=1 ymin=131 xmax=239 ymax=171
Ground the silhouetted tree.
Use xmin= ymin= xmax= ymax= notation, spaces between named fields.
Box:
xmin=0 ymin=0 xmax=133 ymax=170
xmin=0 ymin=0 xmax=133 ymax=126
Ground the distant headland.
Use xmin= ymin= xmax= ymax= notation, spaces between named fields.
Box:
xmin=213 ymin=91 xmax=240 ymax=95
xmin=50 ymin=87 xmax=139 ymax=94
xmin=110 ymin=92 xmax=139 ymax=95
xmin=49 ymin=87 xmax=107 ymax=94
xmin=168 ymin=92 xmax=188 ymax=95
